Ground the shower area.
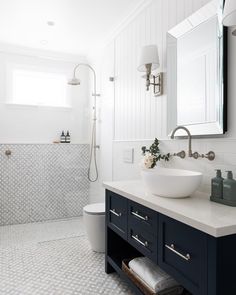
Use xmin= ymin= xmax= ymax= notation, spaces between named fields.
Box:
xmin=0 ymin=49 xmax=98 ymax=227
xmin=0 ymin=48 xmax=124 ymax=295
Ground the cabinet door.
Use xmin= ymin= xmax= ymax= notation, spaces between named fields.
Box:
xmin=106 ymin=190 xmax=127 ymax=240
xmin=158 ymin=214 xmax=207 ymax=295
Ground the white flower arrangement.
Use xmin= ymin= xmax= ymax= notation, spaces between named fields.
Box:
xmin=140 ymin=138 xmax=170 ymax=169
xmin=140 ymin=152 xmax=156 ymax=169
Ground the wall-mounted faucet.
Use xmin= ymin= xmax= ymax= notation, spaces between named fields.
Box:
xmin=171 ymin=126 xmax=192 ymax=157
xmin=170 ymin=126 xmax=215 ymax=161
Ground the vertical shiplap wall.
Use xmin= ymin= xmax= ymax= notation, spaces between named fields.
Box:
xmin=90 ymin=0 xmax=224 ymax=203
xmin=114 ymin=0 xmax=210 ymax=141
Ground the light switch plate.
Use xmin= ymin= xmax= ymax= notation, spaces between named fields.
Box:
xmin=123 ymin=148 xmax=134 ymax=163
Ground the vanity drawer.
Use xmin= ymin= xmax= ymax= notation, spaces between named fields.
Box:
xmin=128 ymin=225 xmax=157 ymax=262
xmin=158 ymin=215 xmax=207 ymax=295
xmin=106 ymin=190 xmax=127 ymax=239
xmin=128 ymin=200 xmax=158 ymax=235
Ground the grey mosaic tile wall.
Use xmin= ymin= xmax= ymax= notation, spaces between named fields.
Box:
xmin=0 ymin=144 xmax=89 ymax=226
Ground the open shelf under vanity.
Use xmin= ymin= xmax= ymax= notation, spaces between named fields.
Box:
xmin=106 ymin=227 xmax=145 ymax=295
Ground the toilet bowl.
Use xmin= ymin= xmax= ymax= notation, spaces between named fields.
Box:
xmin=83 ymin=203 xmax=105 ymax=253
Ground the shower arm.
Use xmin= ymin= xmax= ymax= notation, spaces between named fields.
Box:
xmin=73 ymin=63 xmax=98 ymax=120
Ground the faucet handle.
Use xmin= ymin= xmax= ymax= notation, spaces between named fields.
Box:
xmin=173 ymin=150 xmax=186 ymax=159
xmin=192 ymin=151 xmax=215 ymax=161
xmin=205 ymin=151 xmax=215 ymax=161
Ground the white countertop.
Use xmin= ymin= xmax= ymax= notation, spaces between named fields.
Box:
xmin=103 ymin=180 xmax=236 ymax=238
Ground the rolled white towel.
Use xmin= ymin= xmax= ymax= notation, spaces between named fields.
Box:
xmin=129 ymin=257 xmax=179 ymax=293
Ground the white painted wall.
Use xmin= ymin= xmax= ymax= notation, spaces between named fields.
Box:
xmin=0 ymin=44 xmax=90 ymax=143
xmin=92 ymin=0 xmax=236 ymax=202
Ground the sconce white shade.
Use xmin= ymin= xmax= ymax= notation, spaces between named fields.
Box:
xmin=137 ymin=45 xmax=160 ymax=72
xmin=223 ymin=0 xmax=236 ymax=27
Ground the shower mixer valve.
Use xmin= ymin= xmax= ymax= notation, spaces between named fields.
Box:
xmin=5 ymin=149 xmax=12 ymax=158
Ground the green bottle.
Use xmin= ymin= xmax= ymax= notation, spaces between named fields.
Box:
xmin=211 ymin=169 xmax=224 ymax=199
xmin=223 ymin=171 xmax=236 ymax=201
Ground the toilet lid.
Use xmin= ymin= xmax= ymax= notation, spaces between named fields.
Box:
xmin=83 ymin=203 xmax=105 ymax=215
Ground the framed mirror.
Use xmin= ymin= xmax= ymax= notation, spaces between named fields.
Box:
xmin=167 ymin=0 xmax=227 ymax=136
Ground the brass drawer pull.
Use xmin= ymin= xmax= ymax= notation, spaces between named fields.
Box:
xmin=109 ymin=209 xmax=122 ymax=217
xmin=131 ymin=211 xmax=149 ymax=221
xmin=131 ymin=234 xmax=148 ymax=247
xmin=165 ymin=243 xmax=191 ymax=261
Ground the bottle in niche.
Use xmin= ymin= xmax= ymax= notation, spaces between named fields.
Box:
xmin=65 ymin=131 xmax=71 ymax=143
xmin=211 ymin=169 xmax=224 ymax=199
xmin=223 ymin=171 xmax=236 ymax=201
xmin=60 ymin=131 xmax=66 ymax=143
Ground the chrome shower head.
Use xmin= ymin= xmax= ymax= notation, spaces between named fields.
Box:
xmin=68 ymin=77 xmax=81 ymax=86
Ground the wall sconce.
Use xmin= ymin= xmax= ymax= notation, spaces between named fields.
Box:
xmin=223 ymin=0 xmax=236 ymax=36
xmin=137 ymin=45 xmax=163 ymax=96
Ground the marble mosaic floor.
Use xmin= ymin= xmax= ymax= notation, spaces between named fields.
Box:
xmin=0 ymin=217 xmax=133 ymax=295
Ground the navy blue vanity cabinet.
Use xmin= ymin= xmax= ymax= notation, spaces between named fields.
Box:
xmin=158 ymin=214 xmax=208 ymax=295
xmin=128 ymin=200 xmax=158 ymax=262
xmin=207 ymin=234 xmax=236 ymax=295
xmin=105 ymin=189 xmax=236 ymax=295
xmin=106 ymin=190 xmax=128 ymax=240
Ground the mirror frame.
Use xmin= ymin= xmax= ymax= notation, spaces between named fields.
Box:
xmin=167 ymin=0 xmax=227 ymax=137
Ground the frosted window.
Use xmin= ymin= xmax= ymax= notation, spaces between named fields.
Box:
xmin=11 ymin=69 xmax=69 ymax=107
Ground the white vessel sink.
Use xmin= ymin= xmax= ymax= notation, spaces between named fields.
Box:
xmin=141 ymin=168 xmax=202 ymax=198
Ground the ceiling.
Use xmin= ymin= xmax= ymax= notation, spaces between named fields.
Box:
xmin=0 ymin=0 xmax=145 ymax=56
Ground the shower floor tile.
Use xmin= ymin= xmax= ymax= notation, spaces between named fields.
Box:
xmin=0 ymin=217 xmax=85 ymax=248
xmin=0 ymin=218 xmax=133 ymax=295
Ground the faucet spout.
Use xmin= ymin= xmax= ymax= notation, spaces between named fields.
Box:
xmin=171 ymin=126 xmax=192 ymax=157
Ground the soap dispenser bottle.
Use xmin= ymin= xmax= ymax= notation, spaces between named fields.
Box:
xmin=223 ymin=171 xmax=236 ymax=201
xmin=60 ymin=131 xmax=66 ymax=143
xmin=211 ymin=169 xmax=224 ymax=199
xmin=65 ymin=131 xmax=71 ymax=143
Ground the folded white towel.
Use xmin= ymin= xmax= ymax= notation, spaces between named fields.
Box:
xmin=129 ymin=257 xmax=179 ymax=293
